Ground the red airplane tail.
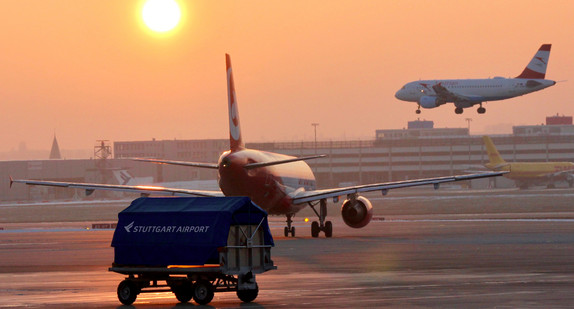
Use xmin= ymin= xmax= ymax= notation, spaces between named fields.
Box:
xmin=226 ymin=54 xmax=244 ymax=152
xmin=515 ymin=44 xmax=551 ymax=79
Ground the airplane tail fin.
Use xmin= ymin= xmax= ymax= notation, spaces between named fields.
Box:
xmin=112 ymin=169 xmax=134 ymax=185
xmin=515 ymin=44 xmax=551 ymax=79
xmin=226 ymin=54 xmax=244 ymax=152
xmin=112 ymin=169 xmax=153 ymax=186
xmin=482 ymin=136 xmax=506 ymax=167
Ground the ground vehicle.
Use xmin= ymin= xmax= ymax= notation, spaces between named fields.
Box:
xmin=109 ymin=196 xmax=276 ymax=305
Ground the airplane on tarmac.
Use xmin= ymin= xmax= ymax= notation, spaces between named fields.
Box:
xmin=11 ymin=55 xmax=506 ymax=238
xmin=395 ymin=44 xmax=556 ymax=115
xmin=483 ymin=135 xmax=574 ymax=189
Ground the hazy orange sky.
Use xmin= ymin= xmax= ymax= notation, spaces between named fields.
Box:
xmin=1 ymin=0 xmax=573 ymax=156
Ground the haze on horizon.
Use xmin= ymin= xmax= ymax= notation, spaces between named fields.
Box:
xmin=0 ymin=1 xmax=572 ymax=158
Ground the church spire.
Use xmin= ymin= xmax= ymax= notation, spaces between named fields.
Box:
xmin=49 ymin=135 xmax=61 ymax=159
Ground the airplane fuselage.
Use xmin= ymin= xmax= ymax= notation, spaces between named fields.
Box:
xmin=486 ymin=161 xmax=574 ymax=181
xmin=395 ymin=44 xmax=556 ymax=114
xmin=395 ymin=77 xmax=556 ymax=108
xmin=217 ymin=148 xmax=316 ymax=215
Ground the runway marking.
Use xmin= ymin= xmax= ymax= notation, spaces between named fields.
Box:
xmin=0 ymin=228 xmax=91 ymax=234
xmin=382 ymin=218 xmax=574 ymax=223
xmin=0 ymin=242 xmax=59 ymax=247
xmin=372 ymin=291 xmax=540 ymax=303
xmin=368 ymin=192 xmax=574 ymax=202
xmin=0 ymin=199 xmax=132 ymax=208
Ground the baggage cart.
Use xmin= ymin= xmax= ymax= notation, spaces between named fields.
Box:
xmin=109 ymin=196 xmax=276 ymax=305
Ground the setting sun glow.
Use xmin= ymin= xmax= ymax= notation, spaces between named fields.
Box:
xmin=142 ymin=0 xmax=181 ymax=32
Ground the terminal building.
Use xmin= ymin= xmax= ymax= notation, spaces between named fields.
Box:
xmin=2 ymin=115 xmax=574 ymax=202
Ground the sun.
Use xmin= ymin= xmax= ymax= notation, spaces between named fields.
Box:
xmin=142 ymin=0 xmax=181 ymax=33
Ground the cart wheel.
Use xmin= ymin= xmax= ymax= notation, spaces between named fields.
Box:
xmin=237 ymin=283 xmax=259 ymax=303
xmin=193 ymin=280 xmax=214 ymax=305
xmin=173 ymin=281 xmax=193 ymax=303
xmin=117 ymin=279 xmax=139 ymax=305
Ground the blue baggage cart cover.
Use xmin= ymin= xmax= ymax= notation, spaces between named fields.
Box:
xmin=111 ymin=196 xmax=274 ymax=267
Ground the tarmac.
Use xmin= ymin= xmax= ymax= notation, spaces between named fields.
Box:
xmin=1 ymin=188 xmax=574 ymax=308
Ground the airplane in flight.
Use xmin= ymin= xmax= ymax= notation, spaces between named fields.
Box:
xmin=482 ymin=135 xmax=574 ymax=189
xmin=11 ymin=55 xmax=505 ymax=238
xmin=395 ymin=44 xmax=556 ymax=115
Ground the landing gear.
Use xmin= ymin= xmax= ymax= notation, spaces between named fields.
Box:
xmin=309 ymin=199 xmax=333 ymax=238
xmin=416 ymin=105 xmax=421 ymax=114
xmin=455 ymin=107 xmax=463 ymax=114
xmin=477 ymin=106 xmax=486 ymax=114
xmin=284 ymin=214 xmax=295 ymax=237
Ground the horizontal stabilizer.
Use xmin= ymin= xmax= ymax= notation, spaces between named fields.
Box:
xmin=244 ymin=154 xmax=327 ymax=170
xmin=132 ymin=158 xmax=219 ymax=169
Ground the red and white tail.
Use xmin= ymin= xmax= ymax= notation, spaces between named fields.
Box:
xmin=516 ymin=44 xmax=551 ymax=79
xmin=226 ymin=54 xmax=244 ymax=152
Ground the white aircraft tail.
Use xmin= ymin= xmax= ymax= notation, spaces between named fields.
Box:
xmin=112 ymin=169 xmax=153 ymax=186
xmin=226 ymin=54 xmax=245 ymax=152
xmin=515 ymin=44 xmax=551 ymax=79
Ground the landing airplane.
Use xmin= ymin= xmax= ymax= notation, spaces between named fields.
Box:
xmin=483 ymin=135 xmax=574 ymax=189
xmin=395 ymin=44 xmax=556 ymax=114
xmin=11 ymin=55 xmax=505 ymax=238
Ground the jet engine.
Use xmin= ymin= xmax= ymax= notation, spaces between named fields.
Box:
xmin=419 ymin=96 xmax=444 ymax=109
xmin=341 ymin=195 xmax=373 ymax=228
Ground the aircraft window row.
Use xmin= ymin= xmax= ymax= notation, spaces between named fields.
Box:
xmin=440 ymin=85 xmax=503 ymax=89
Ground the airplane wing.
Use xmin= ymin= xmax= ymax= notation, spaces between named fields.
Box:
xmin=10 ymin=177 xmax=224 ymax=197
xmin=432 ymin=83 xmax=483 ymax=103
xmin=291 ymin=171 xmax=506 ymax=204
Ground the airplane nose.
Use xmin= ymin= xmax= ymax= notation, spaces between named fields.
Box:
xmin=395 ymin=90 xmax=403 ymax=100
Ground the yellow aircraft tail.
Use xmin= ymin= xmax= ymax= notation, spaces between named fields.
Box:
xmin=482 ymin=136 xmax=507 ymax=167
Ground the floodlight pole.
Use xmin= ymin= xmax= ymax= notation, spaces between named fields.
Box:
xmin=311 ymin=123 xmax=319 ymax=155
xmin=465 ymin=118 xmax=472 ymax=134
